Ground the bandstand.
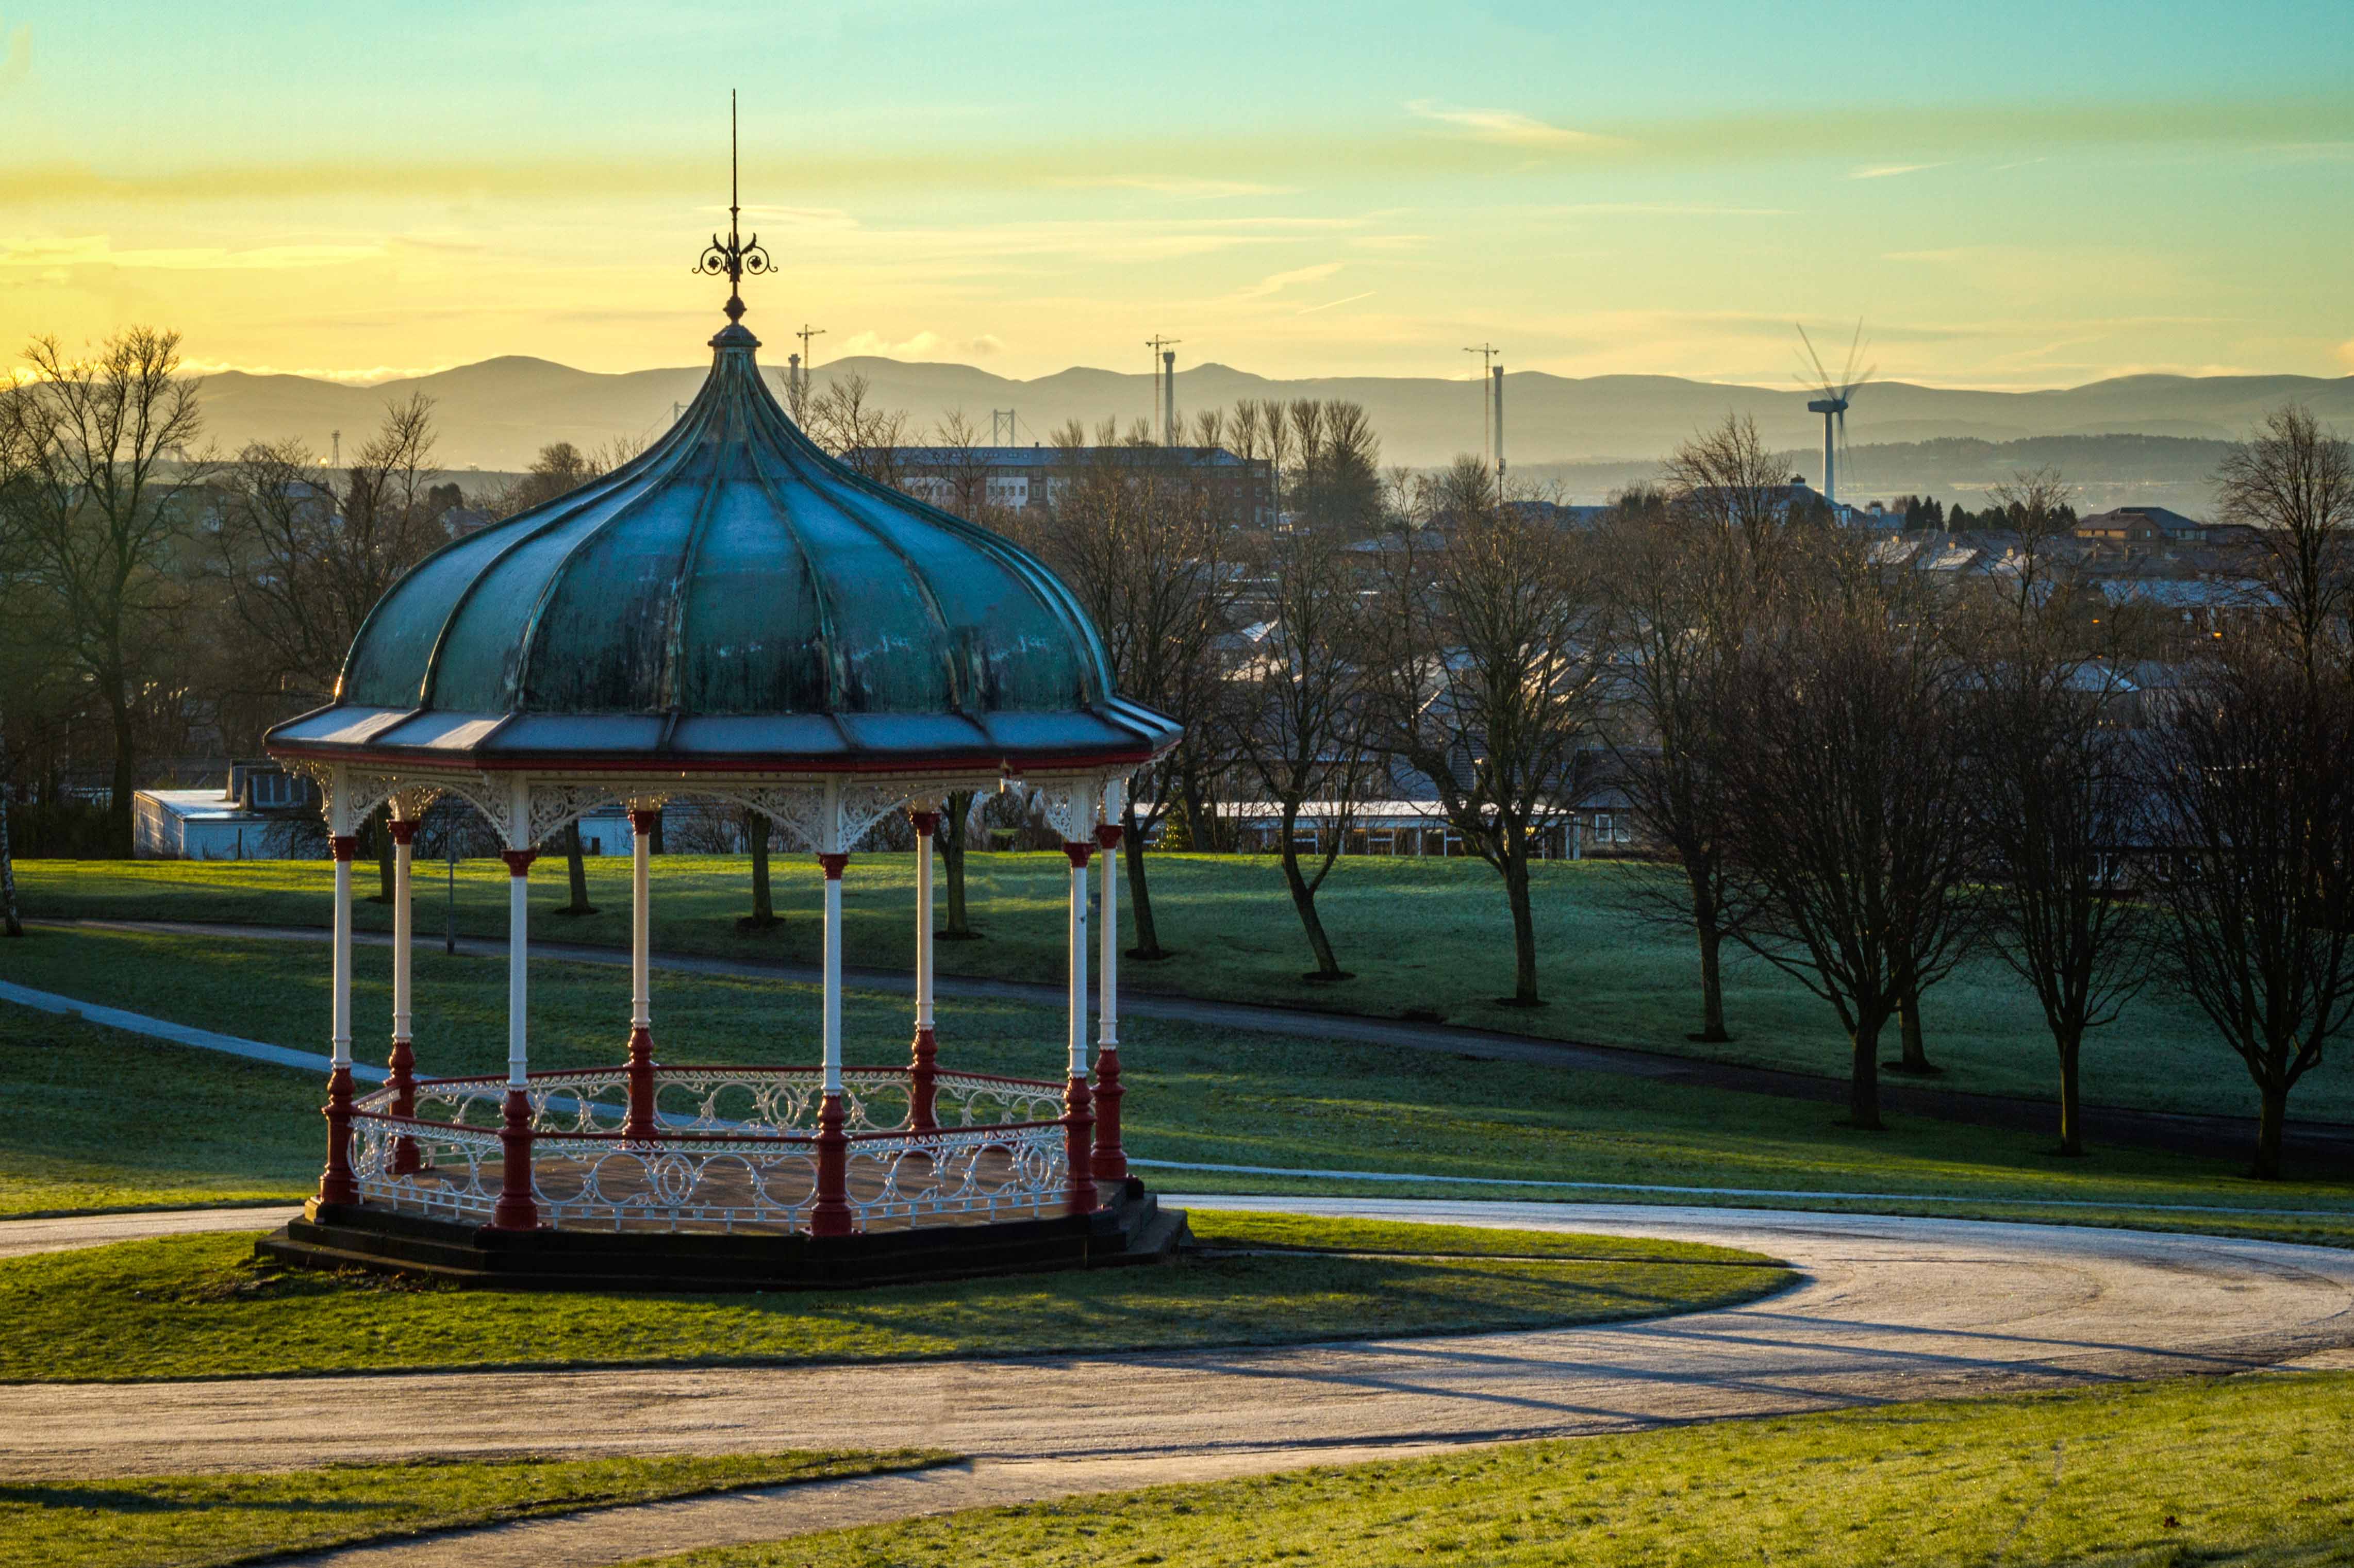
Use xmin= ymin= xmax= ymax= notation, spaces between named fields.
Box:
xmin=255 ymin=196 xmax=1186 ymax=1291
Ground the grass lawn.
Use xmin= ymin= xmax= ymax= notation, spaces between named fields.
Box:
xmin=0 ymin=1449 xmax=948 ymax=1568
xmin=10 ymin=852 xmax=2311 ymax=1125
xmin=0 ymin=1005 xmax=319 ymax=1216
xmin=641 ymin=1373 xmax=2354 ymax=1568
xmin=0 ymin=1213 xmax=1788 ymax=1384
xmin=4 ymin=926 xmax=2353 ymax=1243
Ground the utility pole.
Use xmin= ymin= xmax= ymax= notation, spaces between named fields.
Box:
xmin=1462 ymin=344 xmax=1498 ymax=494
xmin=1146 ymin=335 xmax=1181 ymax=445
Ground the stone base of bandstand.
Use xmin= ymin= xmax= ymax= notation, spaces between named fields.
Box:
xmin=255 ymin=1179 xmax=1189 ymax=1293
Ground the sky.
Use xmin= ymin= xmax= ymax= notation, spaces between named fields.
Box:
xmin=2 ymin=1 xmax=2350 ymax=390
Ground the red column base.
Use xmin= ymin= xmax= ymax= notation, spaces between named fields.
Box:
xmin=811 ymin=1093 xmax=853 ymax=1237
xmin=490 ymin=1088 xmax=539 ymax=1230
xmin=909 ymin=1025 xmax=938 ymax=1131
xmin=1064 ymin=1073 xmax=1097 ymax=1214
xmin=1091 ymin=1045 xmax=1126 ymax=1183
xmin=623 ymin=1024 xmax=657 ymax=1139
xmin=387 ymin=1039 xmax=420 ymax=1175
xmin=319 ymin=1064 xmax=359 ymax=1205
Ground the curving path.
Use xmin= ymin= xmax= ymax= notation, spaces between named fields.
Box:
xmin=6 ymin=1197 xmax=2354 ymax=1564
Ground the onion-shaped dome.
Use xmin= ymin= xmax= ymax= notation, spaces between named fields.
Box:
xmin=266 ymin=323 xmax=1178 ymax=773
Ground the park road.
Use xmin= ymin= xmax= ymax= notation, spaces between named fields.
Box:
xmin=5 ymin=1198 xmax=2354 ymax=1564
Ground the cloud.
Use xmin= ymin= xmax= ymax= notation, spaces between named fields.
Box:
xmin=1849 ymin=161 xmax=1950 ymax=179
xmin=1296 ymin=291 xmax=1374 ymax=315
xmin=0 ymin=235 xmax=383 ymax=270
xmin=1537 ymin=202 xmax=1792 ymax=217
xmin=731 ymin=205 xmax=860 ymax=230
xmin=1049 ymin=176 xmax=1292 ymax=199
xmin=2339 ymin=340 xmax=2354 ymax=372
xmin=1406 ymin=100 xmax=1620 ymax=150
xmin=1231 ymin=261 xmax=1345 ymax=301
xmin=0 ymin=21 xmax=27 ymax=91
xmin=833 ymin=329 xmax=1002 ymax=360
xmin=183 ymin=358 xmax=456 ymax=385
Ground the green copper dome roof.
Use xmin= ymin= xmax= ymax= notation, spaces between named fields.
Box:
xmin=264 ymin=324 xmax=1178 ymax=773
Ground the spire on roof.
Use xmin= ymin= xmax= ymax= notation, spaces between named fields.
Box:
xmin=695 ymin=90 xmax=771 ymax=331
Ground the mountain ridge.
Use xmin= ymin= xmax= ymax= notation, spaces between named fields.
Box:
xmin=182 ymin=354 xmax=2354 ymax=476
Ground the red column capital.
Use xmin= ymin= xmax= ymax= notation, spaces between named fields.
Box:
xmin=388 ymin=820 xmax=419 ymax=847
xmin=1060 ymin=840 xmax=1095 ymax=869
xmin=817 ymin=852 xmax=851 ymax=880
xmin=500 ymin=848 xmax=538 ymax=878
xmin=628 ymin=807 xmax=661 ymax=836
xmin=908 ymin=810 xmax=941 ymax=837
xmin=1095 ymin=823 xmax=1124 ymax=851
xmin=329 ymin=835 xmax=358 ymax=862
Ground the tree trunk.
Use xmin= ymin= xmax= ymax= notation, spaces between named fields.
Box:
xmin=2253 ymin=1080 xmax=2287 ymax=1180
xmin=1895 ymin=981 xmax=1934 ymax=1074
xmin=0 ymin=707 xmax=21 ymax=939
xmin=1279 ymin=807 xmax=1343 ymax=980
xmin=559 ymin=820 xmax=596 ymax=915
xmin=649 ymin=809 xmax=665 ymax=856
xmin=1690 ymin=874 xmax=1729 ymax=1042
xmin=1123 ymin=799 xmax=1168 ymax=960
xmin=1502 ymin=849 xmax=1540 ymax=1006
xmin=1848 ymin=1020 xmax=1885 ymax=1130
xmin=106 ymin=685 xmax=136 ymax=859
xmin=940 ymin=791 xmax=975 ymax=939
xmin=2055 ymin=1027 xmax=2083 ymax=1157
xmin=741 ymin=811 xmax=776 ymax=929
xmin=373 ymin=807 xmax=395 ymax=903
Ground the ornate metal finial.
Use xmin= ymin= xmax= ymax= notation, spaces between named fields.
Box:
xmin=695 ymin=90 xmax=772 ymax=324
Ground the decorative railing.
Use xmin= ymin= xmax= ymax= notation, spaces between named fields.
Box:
xmin=346 ymin=1064 xmax=1073 ymax=1235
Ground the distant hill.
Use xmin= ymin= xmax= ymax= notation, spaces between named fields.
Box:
xmin=186 ymin=354 xmax=2354 ymax=486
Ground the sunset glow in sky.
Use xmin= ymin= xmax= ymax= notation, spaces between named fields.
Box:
xmin=4 ymin=1 xmax=2351 ymax=387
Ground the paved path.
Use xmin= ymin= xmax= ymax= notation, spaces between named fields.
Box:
xmin=58 ymin=917 xmax=2354 ymax=1167
xmin=6 ymin=1197 xmax=2354 ymax=1565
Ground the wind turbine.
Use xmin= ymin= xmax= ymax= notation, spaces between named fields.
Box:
xmin=1797 ymin=322 xmax=1874 ymax=511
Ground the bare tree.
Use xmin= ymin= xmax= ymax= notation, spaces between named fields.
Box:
xmin=1364 ymin=507 xmax=1602 ymax=1006
xmin=939 ymin=788 xmax=980 ymax=939
xmin=1988 ymin=466 xmax=2079 ymax=620
xmin=1716 ymin=545 xmax=1981 ymax=1128
xmin=1974 ymin=608 xmax=2151 ymax=1156
xmin=216 ymin=394 xmax=445 ymax=707
xmin=1226 ymin=522 xmax=1373 ymax=980
xmin=0 ymin=329 xmax=207 ymax=857
xmin=2138 ymin=408 xmax=2354 ymax=1177
xmin=2216 ymin=405 xmax=2354 ymax=679
xmin=0 ymin=702 xmax=17 ymax=936
xmin=740 ymin=809 xmax=778 ymax=931
xmin=1596 ymin=416 xmax=1808 ymax=1043
xmin=2144 ymin=648 xmax=2354 ymax=1177
xmin=803 ymin=373 xmax=911 ymax=485
xmin=926 ymin=409 xmax=994 ymax=520
xmin=490 ymin=439 xmax=602 ymax=521
xmin=1010 ymin=436 xmax=1241 ymax=958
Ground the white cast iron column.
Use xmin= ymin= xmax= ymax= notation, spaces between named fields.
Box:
xmin=1060 ymin=793 xmax=1097 ymax=1214
xmin=387 ymin=814 xmax=420 ymax=1174
xmin=318 ymin=769 xmax=359 ymax=1207
xmin=812 ymin=840 xmax=853 ymax=1237
xmin=908 ymin=805 xmax=940 ymax=1130
xmin=491 ymin=781 xmax=539 ymax=1230
xmin=1092 ymin=777 xmax=1126 ymax=1183
xmin=624 ymin=804 xmax=657 ymax=1138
